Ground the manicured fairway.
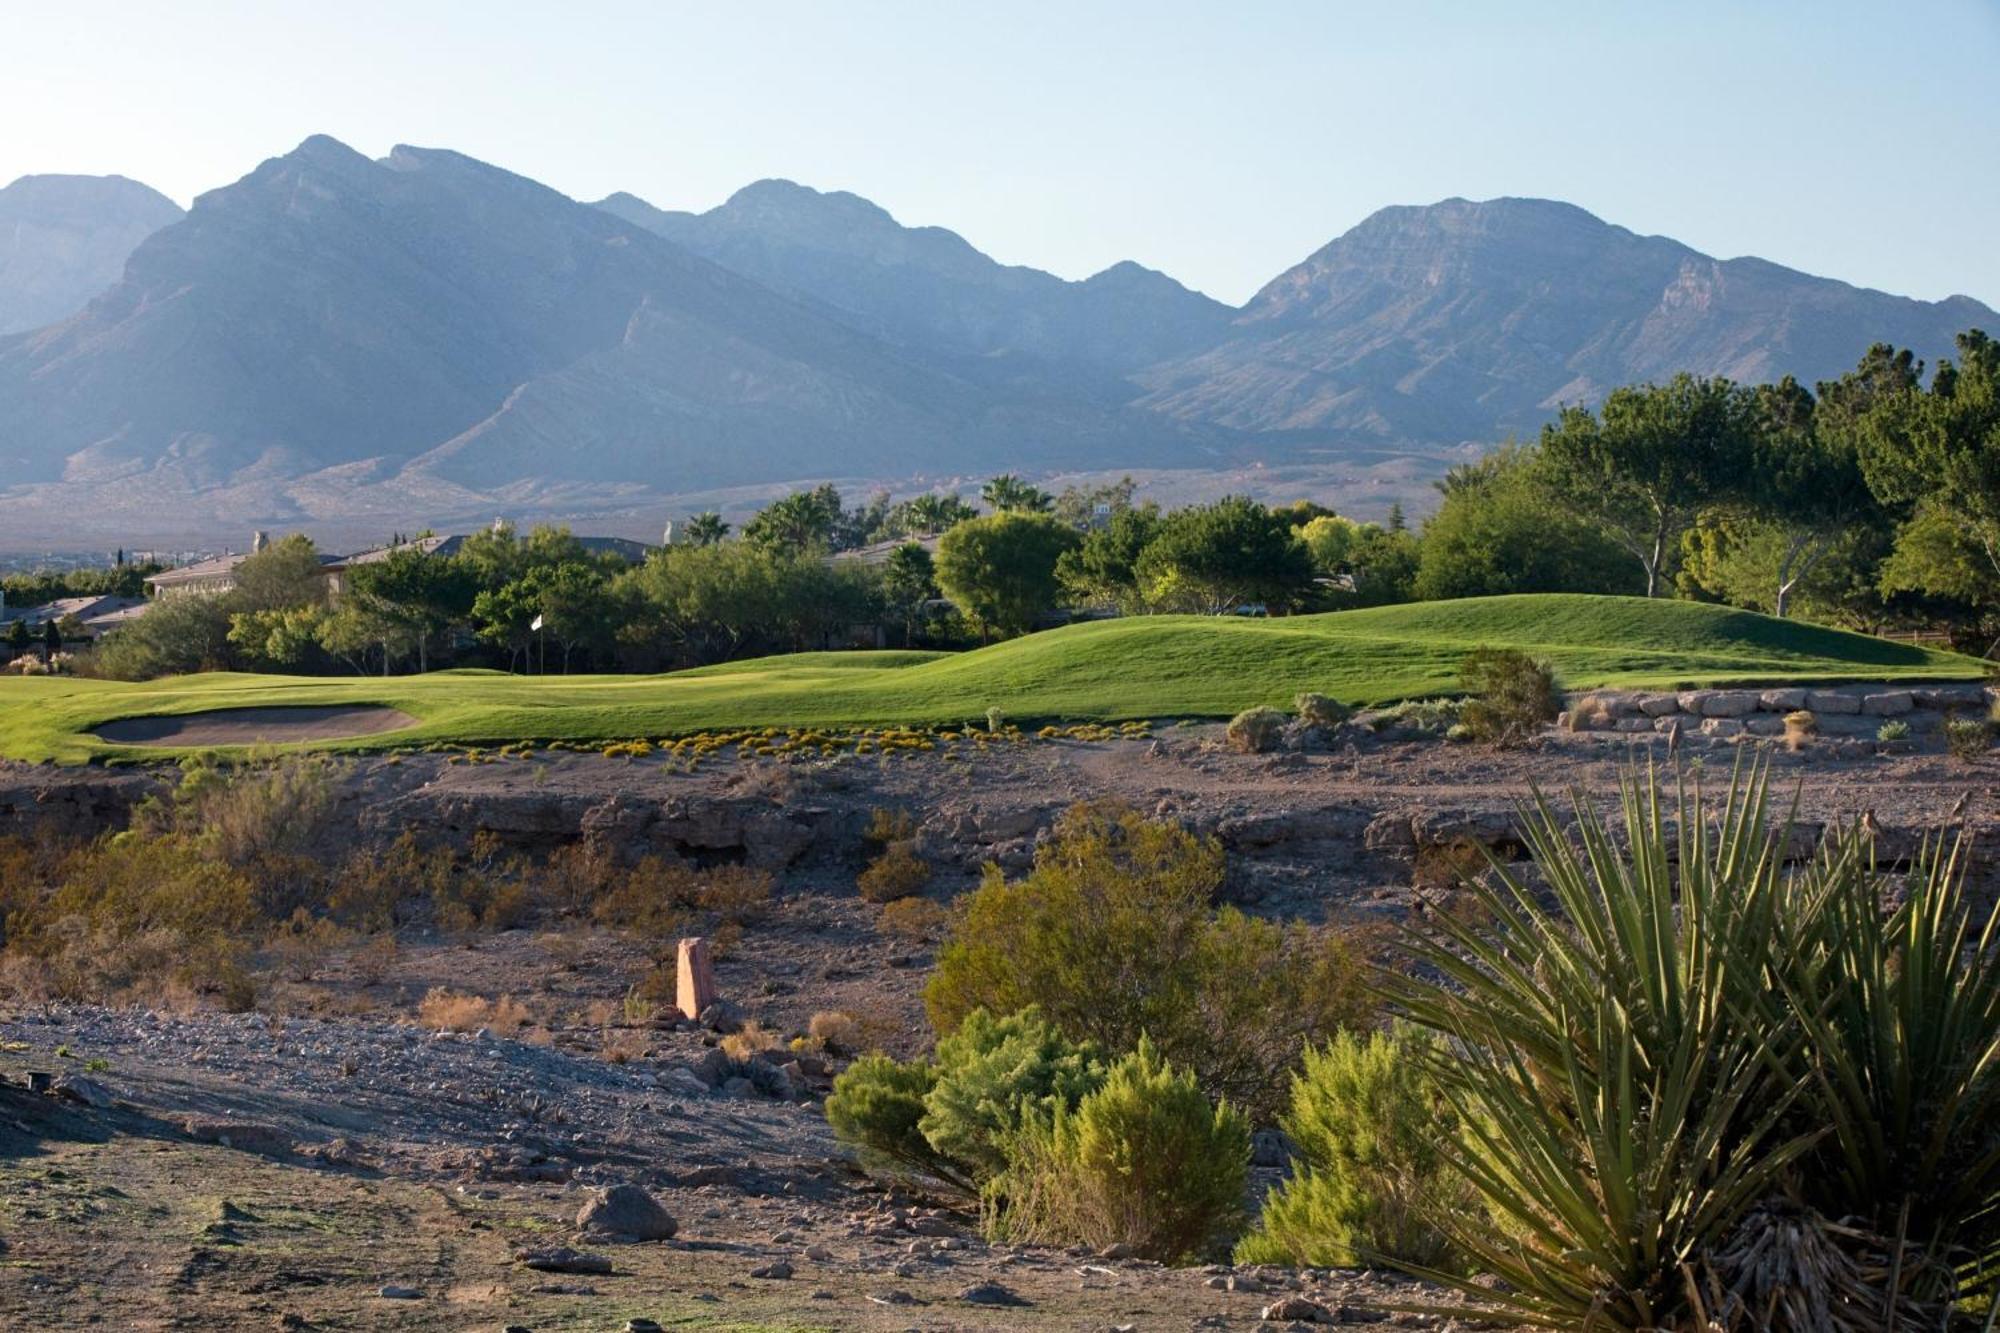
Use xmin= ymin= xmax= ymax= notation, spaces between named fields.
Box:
xmin=0 ymin=594 xmax=1984 ymax=763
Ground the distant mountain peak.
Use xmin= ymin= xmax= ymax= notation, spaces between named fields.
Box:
xmin=0 ymin=172 xmax=184 ymax=335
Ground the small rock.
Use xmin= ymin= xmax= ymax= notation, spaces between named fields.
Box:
xmin=377 ymin=1285 xmax=422 ymax=1300
xmin=515 ymin=1246 xmax=612 ymax=1275
xmin=803 ymin=1243 xmax=833 ymax=1262
xmin=1261 ymin=1296 xmax=1333 ymax=1323
xmin=867 ymin=1290 xmax=921 ymax=1306
xmin=959 ymin=1281 xmax=1029 ymax=1306
xmin=625 ymin=1321 xmax=664 ymax=1333
xmin=577 ymin=1184 xmax=677 ymax=1241
xmin=750 ymin=1260 xmax=794 ymax=1279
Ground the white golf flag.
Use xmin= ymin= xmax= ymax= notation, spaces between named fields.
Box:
xmin=530 ymin=614 xmax=544 ymax=631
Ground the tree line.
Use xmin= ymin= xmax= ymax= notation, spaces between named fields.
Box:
xmin=67 ymin=326 xmax=2000 ymax=678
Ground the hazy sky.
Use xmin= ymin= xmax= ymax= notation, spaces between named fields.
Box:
xmin=4 ymin=1 xmax=1996 ymax=307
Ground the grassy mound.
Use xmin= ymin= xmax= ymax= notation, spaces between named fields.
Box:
xmin=0 ymin=594 xmax=1982 ymax=763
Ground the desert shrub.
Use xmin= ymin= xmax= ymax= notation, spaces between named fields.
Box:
xmin=1457 ymin=647 xmax=1559 ymax=746
xmin=987 ymin=1038 xmax=1249 ymax=1263
xmin=434 ymin=856 xmax=532 ymax=933
xmin=808 ymin=1010 xmax=860 ymax=1053
xmin=327 ymin=832 xmax=451 ymax=929
xmin=1233 ymin=1027 xmax=1468 ymax=1270
xmin=695 ymin=865 xmax=773 ymax=925
xmin=864 ymin=806 xmax=918 ymax=844
xmin=878 ymin=895 xmax=949 ymax=940
xmin=36 ymin=836 xmax=257 ymax=944
xmin=720 ymin=1020 xmax=783 ymax=1063
xmin=920 ymin=1007 xmax=1106 ymax=1186
xmin=858 ymin=842 xmax=931 ymax=903
xmin=926 ymin=803 xmax=1374 ymax=1118
xmin=417 ymin=988 xmax=529 ymax=1034
xmin=267 ymin=909 xmax=351 ymax=982
xmin=1293 ymin=692 xmax=1350 ymax=729
xmin=541 ymin=840 xmax=621 ymax=915
xmin=1945 ymin=715 xmax=1993 ymax=762
xmin=1366 ymin=697 xmax=1467 ymax=735
xmin=1784 ymin=709 xmax=1818 ymax=751
xmin=1385 ymin=761 xmax=2000 ymax=1330
xmin=826 ymin=1053 xmax=970 ymax=1192
xmin=1411 ymin=837 xmax=1489 ymax=892
xmin=592 ymin=855 xmax=692 ymax=941
xmin=1877 ymin=719 xmax=1911 ymax=743
xmin=1225 ymin=705 xmax=1286 ymax=754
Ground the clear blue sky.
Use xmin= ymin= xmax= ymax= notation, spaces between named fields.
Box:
xmin=6 ymin=0 xmax=1996 ymax=307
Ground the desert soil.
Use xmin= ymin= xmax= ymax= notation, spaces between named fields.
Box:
xmin=5 ymin=724 xmax=1999 ymax=1329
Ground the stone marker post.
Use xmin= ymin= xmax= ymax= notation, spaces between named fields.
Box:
xmin=676 ymin=937 xmax=716 ymax=1021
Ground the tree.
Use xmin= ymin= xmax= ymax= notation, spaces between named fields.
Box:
xmin=743 ymin=488 xmax=841 ymax=554
xmin=1412 ymin=447 xmax=1641 ymax=601
xmin=5 ymin=617 xmax=29 ymax=656
xmin=1056 ymin=504 xmax=1162 ymax=611
xmin=1539 ymin=374 xmax=1759 ymax=596
xmin=901 ymin=492 xmax=979 ymax=536
xmin=1133 ymin=496 xmax=1314 ymax=614
xmin=682 ymin=512 xmax=730 ymax=547
xmin=230 ymin=534 xmax=330 ymax=612
xmin=935 ymin=512 xmax=1080 ymax=639
xmin=1053 ymin=476 xmax=1137 ymax=530
xmin=882 ymin=542 xmax=939 ymax=645
xmin=41 ymin=619 xmax=60 ymax=661
xmin=343 ymin=546 xmax=475 ymax=673
xmin=91 ymin=594 xmax=234 ymax=679
xmin=980 ymin=474 xmax=1053 ymax=514
xmin=1854 ymin=330 xmax=2000 ymax=609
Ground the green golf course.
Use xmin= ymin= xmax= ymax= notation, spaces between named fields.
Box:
xmin=0 ymin=594 xmax=1985 ymax=764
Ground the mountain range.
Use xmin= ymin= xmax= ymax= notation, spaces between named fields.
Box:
xmin=0 ymin=137 xmax=1990 ymax=546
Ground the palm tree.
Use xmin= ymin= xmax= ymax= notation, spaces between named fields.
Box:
xmin=981 ymin=474 xmax=1052 ymax=514
xmin=683 ymin=512 xmax=729 ymax=547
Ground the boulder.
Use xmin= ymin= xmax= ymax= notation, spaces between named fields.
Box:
xmin=1701 ymin=718 xmax=1745 ymax=737
xmin=1261 ymin=1297 xmax=1333 ymax=1323
xmin=1863 ymin=690 xmax=1915 ymax=716
xmin=1701 ymin=691 xmax=1760 ymax=718
xmin=50 ymin=1074 xmax=113 ymax=1109
xmin=1637 ymin=694 xmax=1682 ymax=717
xmin=1759 ymin=688 xmax=1809 ymax=711
xmin=182 ymin=1116 xmax=294 ymax=1158
xmin=1807 ymin=690 xmax=1862 ymax=715
xmin=576 ymin=1184 xmax=677 ymax=1241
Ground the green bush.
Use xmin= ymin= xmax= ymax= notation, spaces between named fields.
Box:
xmin=1876 ymin=719 xmax=1911 ymax=743
xmin=1234 ymin=1027 xmax=1467 ymax=1270
xmin=926 ymin=803 xmax=1375 ymax=1118
xmin=920 ymin=1007 xmax=1106 ymax=1185
xmin=824 ymin=1053 xmax=970 ymax=1193
xmin=1293 ymin=692 xmax=1350 ymax=730
xmin=1225 ymin=705 xmax=1287 ymax=753
xmin=988 ymin=1038 xmax=1249 ymax=1263
xmin=1387 ymin=760 xmax=2000 ymax=1330
xmin=1945 ymin=715 xmax=1992 ymax=761
xmin=1457 ymin=647 xmax=1560 ymax=746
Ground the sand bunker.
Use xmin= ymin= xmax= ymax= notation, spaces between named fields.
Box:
xmin=96 ymin=705 xmax=416 ymax=747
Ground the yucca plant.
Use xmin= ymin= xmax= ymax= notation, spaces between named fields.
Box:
xmin=1766 ymin=826 xmax=2000 ymax=1299
xmin=1385 ymin=758 xmax=2000 ymax=1330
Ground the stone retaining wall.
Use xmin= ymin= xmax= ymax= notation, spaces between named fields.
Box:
xmin=1561 ymin=682 xmax=1994 ymax=747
